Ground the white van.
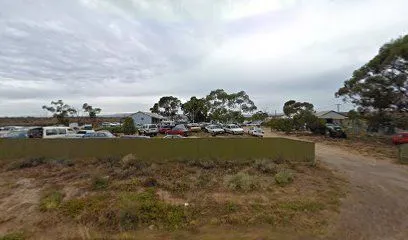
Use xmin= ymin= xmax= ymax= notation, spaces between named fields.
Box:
xmin=28 ymin=127 xmax=75 ymax=139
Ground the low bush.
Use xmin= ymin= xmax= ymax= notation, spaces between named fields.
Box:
xmin=60 ymin=199 xmax=86 ymax=218
xmin=0 ymin=232 xmax=25 ymax=240
xmin=119 ymin=189 xmax=187 ymax=230
xmin=223 ymin=172 xmax=259 ymax=192
xmin=92 ymin=175 xmax=109 ymax=190
xmin=274 ymin=170 xmax=294 ymax=186
xmin=39 ymin=191 xmax=63 ymax=212
xmin=120 ymin=154 xmax=148 ymax=170
xmin=253 ymin=159 xmax=278 ymax=174
xmin=7 ymin=157 xmax=46 ymax=170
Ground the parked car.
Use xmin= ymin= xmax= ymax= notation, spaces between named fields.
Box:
xmin=159 ymin=125 xmax=172 ymax=134
xmin=1 ymin=129 xmax=29 ymax=139
xmin=139 ymin=124 xmax=159 ymax=136
xmin=392 ymin=132 xmax=408 ymax=145
xmin=187 ymin=123 xmax=201 ymax=132
xmin=65 ymin=130 xmax=95 ymax=138
xmin=224 ymin=124 xmax=244 ymax=135
xmin=247 ymin=127 xmax=264 ymax=137
xmin=28 ymin=127 xmax=75 ymax=139
xmin=163 ymin=135 xmax=185 ymax=139
xmin=83 ymin=131 xmax=115 ymax=138
xmin=200 ymin=123 xmax=211 ymax=132
xmin=165 ymin=124 xmax=190 ymax=137
xmin=205 ymin=125 xmax=225 ymax=136
xmin=325 ymin=124 xmax=347 ymax=138
xmin=121 ymin=135 xmax=150 ymax=139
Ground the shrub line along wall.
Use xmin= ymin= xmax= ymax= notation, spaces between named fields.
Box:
xmin=0 ymin=138 xmax=315 ymax=163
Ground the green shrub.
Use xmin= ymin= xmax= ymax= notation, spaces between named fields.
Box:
xmin=122 ymin=117 xmax=136 ymax=135
xmin=253 ymin=159 xmax=278 ymax=174
xmin=103 ymin=126 xmax=124 ymax=134
xmin=40 ymin=191 xmax=63 ymax=211
xmin=0 ymin=232 xmax=25 ymax=240
xmin=223 ymin=172 xmax=259 ymax=192
xmin=274 ymin=170 xmax=294 ymax=186
xmin=92 ymin=175 xmax=109 ymax=190
xmin=119 ymin=189 xmax=187 ymax=230
xmin=269 ymin=119 xmax=293 ymax=133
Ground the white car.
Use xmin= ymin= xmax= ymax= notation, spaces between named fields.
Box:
xmin=224 ymin=124 xmax=244 ymax=135
xmin=205 ymin=125 xmax=225 ymax=136
xmin=65 ymin=130 xmax=96 ymax=138
xmin=248 ymin=127 xmax=264 ymax=137
xmin=139 ymin=124 xmax=159 ymax=136
xmin=27 ymin=126 xmax=76 ymax=139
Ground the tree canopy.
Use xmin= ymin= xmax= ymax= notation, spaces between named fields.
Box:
xmin=181 ymin=97 xmax=208 ymax=123
xmin=42 ymin=100 xmax=77 ymax=125
xmin=150 ymin=96 xmax=181 ymax=119
xmin=336 ymin=35 xmax=408 ymax=129
xmin=82 ymin=103 xmax=101 ymax=119
xmin=205 ymin=89 xmax=257 ymax=123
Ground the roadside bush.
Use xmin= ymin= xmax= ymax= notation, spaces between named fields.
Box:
xmin=7 ymin=157 xmax=46 ymax=170
xmin=274 ymin=170 xmax=294 ymax=186
xmin=253 ymin=159 xmax=278 ymax=174
xmin=92 ymin=175 xmax=109 ymax=190
xmin=0 ymin=232 xmax=25 ymax=240
xmin=98 ymin=156 xmax=121 ymax=168
xmin=103 ymin=126 xmax=123 ymax=134
xmin=40 ymin=191 xmax=63 ymax=212
xmin=119 ymin=189 xmax=187 ymax=230
xmin=269 ymin=118 xmax=293 ymax=133
xmin=122 ymin=117 xmax=136 ymax=135
xmin=223 ymin=172 xmax=259 ymax=192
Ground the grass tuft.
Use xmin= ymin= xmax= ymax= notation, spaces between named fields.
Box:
xmin=0 ymin=232 xmax=25 ymax=240
xmin=253 ymin=159 xmax=278 ymax=174
xmin=223 ymin=172 xmax=259 ymax=192
xmin=40 ymin=191 xmax=63 ymax=212
xmin=274 ymin=170 xmax=294 ymax=186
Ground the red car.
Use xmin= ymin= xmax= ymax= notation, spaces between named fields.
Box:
xmin=159 ymin=125 xmax=172 ymax=134
xmin=392 ymin=133 xmax=408 ymax=145
xmin=165 ymin=125 xmax=189 ymax=137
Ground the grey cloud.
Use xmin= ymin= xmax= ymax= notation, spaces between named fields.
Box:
xmin=0 ymin=0 xmax=407 ymax=116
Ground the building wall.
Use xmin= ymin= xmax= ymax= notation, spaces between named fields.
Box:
xmin=131 ymin=112 xmax=152 ymax=125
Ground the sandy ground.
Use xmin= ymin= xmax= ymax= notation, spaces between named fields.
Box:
xmin=265 ymin=130 xmax=408 ymax=240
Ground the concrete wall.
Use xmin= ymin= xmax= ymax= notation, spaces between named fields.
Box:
xmin=0 ymin=138 xmax=315 ymax=163
xmin=399 ymin=144 xmax=408 ymax=163
xmin=131 ymin=112 xmax=153 ymax=126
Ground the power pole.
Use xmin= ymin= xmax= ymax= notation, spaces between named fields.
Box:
xmin=335 ymin=104 xmax=341 ymax=112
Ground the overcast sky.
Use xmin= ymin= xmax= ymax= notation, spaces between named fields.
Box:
xmin=0 ymin=0 xmax=407 ymax=116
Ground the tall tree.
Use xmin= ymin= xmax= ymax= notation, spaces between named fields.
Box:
xmin=181 ymin=97 xmax=208 ymax=123
xmin=82 ymin=103 xmax=101 ymax=119
xmin=251 ymin=111 xmax=269 ymax=121
xmin=336 ymin=35 xmax=408 ymax=129
xmin=283 ymin=100 xmax=318 ymax=131
xmin=205 ymin=89 xmax=257 ymax=122
xmin=150 ymin=96 xmax=181 ymax=119
xmin=42 ymin=100 xmax=77 ymax=126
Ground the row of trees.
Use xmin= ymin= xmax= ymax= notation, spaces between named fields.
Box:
xmin=336 ymin=34 xmax=408 ymax=132
xmin=150 ymin=89 xmax=259 ymax=123
xmin=42 ymin=100 xmax=101 ymax=125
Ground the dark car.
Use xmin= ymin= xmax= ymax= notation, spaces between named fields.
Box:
xmin=325 ymin=124 xmax=347 ymax=138
xmin=392 ymin=133 xmax=408 ymax=145
xmin=165 ymin=124 xmax=190 ymax=137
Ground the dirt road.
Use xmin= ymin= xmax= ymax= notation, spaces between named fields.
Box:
xmin=266 ymin=130 xmax=408 ymax=240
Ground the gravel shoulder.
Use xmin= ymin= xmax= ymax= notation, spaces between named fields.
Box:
xmin=265 ymin=130 xmax=408 ymax=240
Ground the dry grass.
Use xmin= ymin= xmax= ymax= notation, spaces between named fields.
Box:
xmin=0 ymin=155 xmax=347 ymax=239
